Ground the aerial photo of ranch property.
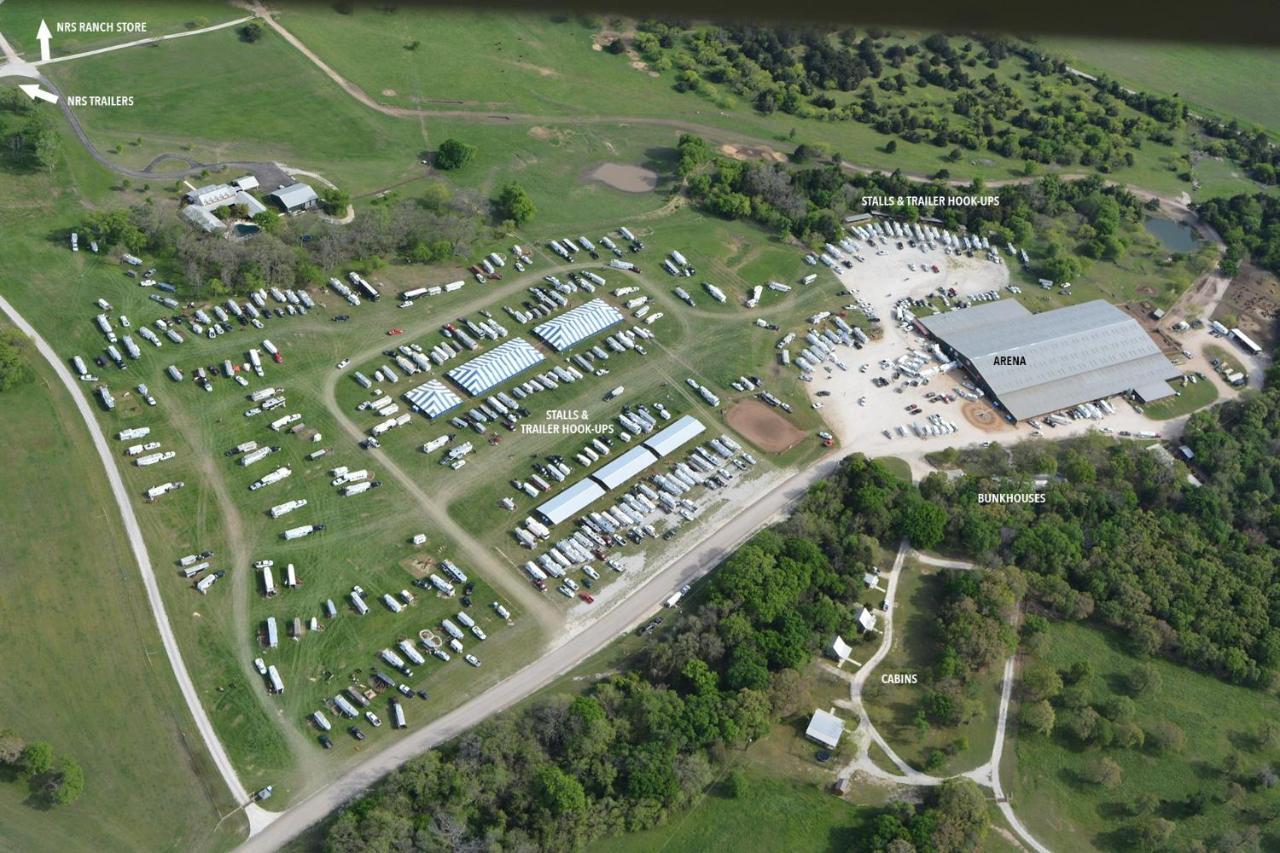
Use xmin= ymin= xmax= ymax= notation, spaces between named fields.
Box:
xmin=0 ymin=2 xmax=1277 ymax=852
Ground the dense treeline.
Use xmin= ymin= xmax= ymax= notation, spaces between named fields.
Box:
xmin=0 ymin=89 xmax=58 ymax=173
xmin=922 ymin=362 xmax=1280 ymax=687
xmin=1196 ymin=193 xmax=1280 ymax=276
xmin=627 ymin=25 xmax=1176 ymax=173
xmin=678 ymin=133 xmax=1148 ymax=283
xmin=324 ymin=456 xmax=999 ymax=852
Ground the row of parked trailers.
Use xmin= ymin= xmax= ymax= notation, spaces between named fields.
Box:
xmin=520 ymin=434 xmax=755 ymax=588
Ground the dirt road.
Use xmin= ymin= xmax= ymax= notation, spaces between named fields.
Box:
xmin=0 ymin=294 xmax=275 ymax=835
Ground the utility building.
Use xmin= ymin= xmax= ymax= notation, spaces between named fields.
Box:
xmin=917 ymin=299 xmax=1178 ymax=421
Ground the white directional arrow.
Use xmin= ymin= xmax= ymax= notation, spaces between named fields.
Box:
xmin=19 ymin=83 xmax=59 ymax=104
xmin=36 ymin=19 xmax=52 ymax=62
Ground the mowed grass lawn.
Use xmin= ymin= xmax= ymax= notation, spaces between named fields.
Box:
xmin=1007 ymin=621 xmax=1280 ymax=852
xmin=1139 ymin=375 xmax=1218 ymax=420
xmin=862 ymin=562 xmax=1002 ymax=775
xmin=0 ymin=330 xmax=243 ymax=851
xmin=1035 ymin=37 xmax=1280 ymax=135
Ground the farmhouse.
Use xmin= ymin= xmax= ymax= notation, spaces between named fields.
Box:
xmin=267 ymin=182 xmax=319 ymax=214
xmin=180 ymin=180 xmax=268 ymax=231
xmin=916 ymin=299 xmax=1178 ymax=421
xmin=804 ymin=708 xmax=845 ymax=749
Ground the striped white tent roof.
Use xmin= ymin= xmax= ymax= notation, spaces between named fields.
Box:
xmin=403 ymin=379 xmax=462 ymax=419
xmin=446 ymin=338 xmax=545 ymax=396
xmin=532 ymin=298 xmax=624 ymax=351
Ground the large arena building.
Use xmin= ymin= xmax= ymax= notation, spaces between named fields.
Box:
xmin=917 ymin=299 xmax=1179 ymax=421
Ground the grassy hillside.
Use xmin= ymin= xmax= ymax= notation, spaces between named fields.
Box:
xmin=1036 ymin=37 xmax=1280 ymax=136
xmin=1007 ymin=621 xmax=1280 ymax=852
xmin=0 ymin=327 xmax=243 ymax=851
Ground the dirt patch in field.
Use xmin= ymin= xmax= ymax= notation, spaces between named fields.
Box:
xmin=381 ymin=89 xmax=398 ymax=97
xmin=961 ymin=401 xmax=1007 ymax=433
xmin=401 ymin=556 xmax=436 ymax=579
xmin=528 ymin=125 xmax=571 ymax=143
xmin=719 ymin=143 xmax=787 ymax=163
xmin=505 ymin=59 xmax=559 ymax=77
xmin=586 ymin=162 xmax=659 ymax=192
xmin=726 ymin=400 xmax=807 ymax=453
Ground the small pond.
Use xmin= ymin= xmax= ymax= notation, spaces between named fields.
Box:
xmin=1144 ymin=217 xmax=1199 ymax=252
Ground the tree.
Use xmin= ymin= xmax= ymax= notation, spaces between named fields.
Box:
xmin=1133 ymin=816 xmax=1175 ymax=851
xmin=319 ymin=187 xmax=350 ymax=216
xmin=607 ymin=38 xmax=626 ymax=55
xmin=19 ymin=741 xmax=53 ymax=778
xmin=0 ymin=728 xmax=25 ymax=765
xmin=1082 ymin=756 xmax=1123 ymax=788
xmin=531 ymin=765 xmax=585 ymax=816
xmin=1146 ymin=720 xmax=1185 ymax=754
xmin=725 ymin=768 xmax=748 ymax=798
xmin=895 ymin=497 xmax=946 ymax=549
xmin=931 ymin=778 xmax=989 ymax=852
xmin=237 ymin=22 xmax=263 ymax=43
xmin=1126 ymin=662 xmax=1162 ymax=697
xmin=885 ymin=140 xmax=898 ymax=153
xmin=0 ymin=330 xmax=35 ymax=392
xmin=1020 ymin=699 xmax=1055 ymax=736
xmin=43 ymin=756 xmax=85 ymax=806
xmin=434 ymin=138 xmax=477 ymax=171
xmin=493 ymin=182 xmax=535 ymax=225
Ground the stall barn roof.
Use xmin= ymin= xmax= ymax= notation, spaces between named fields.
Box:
xmin=532 ymin=298 xmax=624 ymax=351
xmin=642 ymin=415 xmax=706 ymax=458
xmin=591 ymin=445 xmax=659 ymax=490
xmin=403 ymin=379 xmax=462 ymax=418
xmin=447 ymin=338 xmax=546 ymax=396
xmin=535 ymin=478 xmax=607 ymax=526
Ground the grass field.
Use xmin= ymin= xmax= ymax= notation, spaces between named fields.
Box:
xmin=593 ymin=658 xmax=870 ymax=853
xmin=1035 ymin=37 xmax=1280 ymax=136
xmin=1007 ymin=621 xmax=1280 ymax=852
xmin=1139 ymin=376 xmax=1218 ymax=420
xmin=0 ymin=0 xmax=241 ymax=57
xmin=0 ymin=326 xmax=244 ymax=852
xmin=862 ymin=561 xmax=1002 ymax=775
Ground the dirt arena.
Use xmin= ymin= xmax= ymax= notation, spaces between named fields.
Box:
xmin=726 ymin=399 xmax=808 ymax=453
xmin=961 ymin=401 xmax=1008 ymax=433
xmin=586 ymin=162 xmax=658 ymax=192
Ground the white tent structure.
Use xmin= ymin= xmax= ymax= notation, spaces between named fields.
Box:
xmin=404 ymin=379 xmax=463 ymax=419
xmin=447 ymin=338 xmax=545 ymax=395
xmin=533 ymin=298 xmax=624 ymax=351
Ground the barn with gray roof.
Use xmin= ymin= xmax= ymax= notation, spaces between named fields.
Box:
xmin=917 ymin=299 xmax=1178 ymax=421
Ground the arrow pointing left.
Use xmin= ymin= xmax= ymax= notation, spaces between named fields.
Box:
xmin=36 ymin=19 xmax=52 ymax=63
xmin=19 ymin=83 xmax=59 ymax=104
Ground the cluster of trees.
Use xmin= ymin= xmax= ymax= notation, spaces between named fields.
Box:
xmin=0 ymin=729 xmax=84 ymax=807
xmin=0 ymin=89 xmax=59 ymax=173
xmin=863 ymin=778 xmax=990 ymax=852
xmin=326 ymin=454 xmax=990 ymax=851
xmin=1196 ymin=193 xmax=1280 ymax=276
xmin=622 ymin=26 xmax=1173 ymax=172
xmin=82 ymin=180 xmax=493 ymax=297
xmin=0 ymin=329 xmax=35 ymax=392
xmin=919 ymin=360 xmax=1280 ymax=687
xmin=679 ymin=133 xmax=1147 ymax=279
xmin=1200 ymin=117 xmax=1280 ymax=186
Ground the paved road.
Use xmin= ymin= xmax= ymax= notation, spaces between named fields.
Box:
xmin=0 ymin=295 xmax=273 ymax=834
xmin=240 ymin=448 xmax=845 ymax=850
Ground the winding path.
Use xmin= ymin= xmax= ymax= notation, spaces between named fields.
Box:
xmin=0 ymin=295 xmax=275 ymax=836
xmin=835 ymin=546 xmax=1049 ymax=852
